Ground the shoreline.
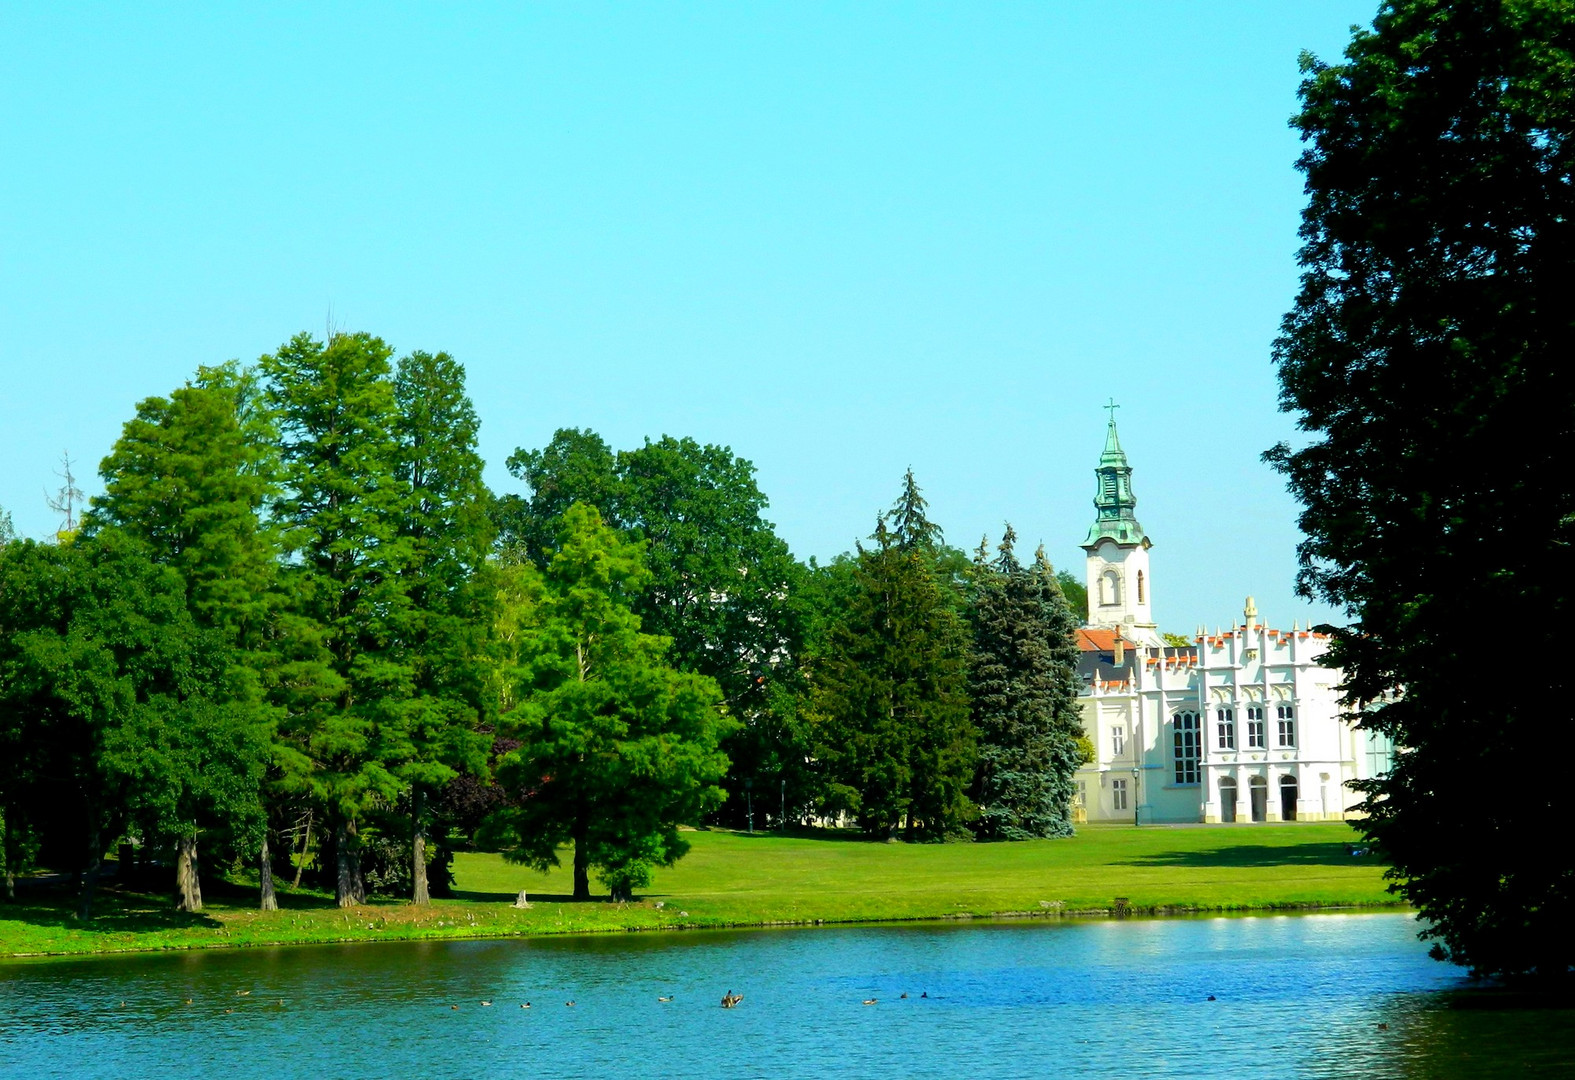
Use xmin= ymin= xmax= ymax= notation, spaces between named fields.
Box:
xmin=1 ymin=898 xmax=1412 ymax=962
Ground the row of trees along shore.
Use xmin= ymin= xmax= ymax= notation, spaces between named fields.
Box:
xmin=0 ymin=332 xmax=1093 ymax=917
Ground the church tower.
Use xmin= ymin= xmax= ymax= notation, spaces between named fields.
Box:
xmin=1081 ymin=406 xmax=1161 ymax=646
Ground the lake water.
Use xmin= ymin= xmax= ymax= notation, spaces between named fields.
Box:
xmin=2 ymin=913 xmax=1570 ymax=1078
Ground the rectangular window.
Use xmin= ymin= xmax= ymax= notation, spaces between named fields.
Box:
xmin=1173 ymin=712 xmax=1200 ymax=785
xmin=1112 ymin=725 xmax=1125 ymax=756
xmin=1277 ymin=705 xmax=1296 ymax=747
xmin=1075 ymin=781 xmax=1087 ymax=807
xmin=1112 ymin=778 xmax=1128 ymax=811
xmin=1216 ymin=707 xmax=1235 ymax=750
xmin=1246 ymin=706 xmax=1266 ymax=749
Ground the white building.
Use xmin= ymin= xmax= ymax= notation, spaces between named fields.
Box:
xmin=1071 ymin=413 xmax=1392 ymax=824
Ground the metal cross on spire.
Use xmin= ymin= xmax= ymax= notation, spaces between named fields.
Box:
xmin=1105 ymin=397 xmax=1120 ymax=423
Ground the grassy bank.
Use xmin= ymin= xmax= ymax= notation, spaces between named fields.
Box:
xmin=0 ymin=823 xmax=1399 ymax=958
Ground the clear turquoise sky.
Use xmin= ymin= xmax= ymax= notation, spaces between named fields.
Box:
xmin=0 ymin=2 xmax=1375 ymax=630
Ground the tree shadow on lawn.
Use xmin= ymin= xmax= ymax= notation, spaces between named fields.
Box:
xmin=1 ymin=881 xmax=224 ymax=936
xmin=1118 ymin=843 xmax=1376 ymax=869
xmin=447 ymin=889 xmax=586 ymax=904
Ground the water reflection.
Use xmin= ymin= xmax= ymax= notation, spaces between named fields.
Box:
xmin=1 ymin=914 xmax=1569 ymax=1079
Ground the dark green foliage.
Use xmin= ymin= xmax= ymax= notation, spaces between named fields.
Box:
xmin=261 ymin=332 xmax=411 ymax=904
xmin=88 ymin=362 xmax=281 ymax=652
xmin=502 ymin=429 xmax=805 ymax=828
xmin=1055 ymin=570 xmax=1087 ymax=624
xmin=967 ymin=530 xmax=1086 ymax=840
xmin=1266 ymin=0 xmax=1575 ymax=979
xmin=487 ymin=504 xmax=733 ymax=900
xmin=808 ymin=475 xmax=975 ymax=840
xmin=0 ymin=534 xmax=268 ymax=916
xmin=389 ymin=350 xmax=495 ymax=901
xmin=499 ymin=428 xmax=620 ymax=567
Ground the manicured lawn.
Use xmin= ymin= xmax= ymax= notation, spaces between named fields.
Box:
xmin=0 ymin=823 xmax=1397 ymax=958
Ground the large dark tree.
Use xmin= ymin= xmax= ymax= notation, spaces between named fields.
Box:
xmin=87 ymin=362 xmax=280 ymax=909
xmin=0 ymin=534 xmax=265 ymax=918
xmin=502 ymin=429 xmax=806 ymax=827
xmin=388 ymin=350 xmax=494 ymax=905
xmin=809 ymin=472 xmax=975 ymax=840
xmin=967 ymin=528 xmax=1086 ymax=840
xmin=261 ymin=332 xmax=411 ymax=907
xmin=1266 ymin=0 xmax=1575 ymax=979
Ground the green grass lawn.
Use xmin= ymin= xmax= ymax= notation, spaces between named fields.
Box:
xmin=0 ymin=823 xmax=1398 ymax=958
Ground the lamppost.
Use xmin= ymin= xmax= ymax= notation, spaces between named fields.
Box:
xmin=745 ymin=778 xmax=754 ymax=834
xmin=1131 ymin=765 xmax=1141 ymax=827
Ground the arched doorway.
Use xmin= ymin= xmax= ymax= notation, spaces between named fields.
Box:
xmin=1248 ymin=776 xmax=1268 ymax=822
xmin=1218 ymin=777 xmax=1238 ymax=823
xmin=1279 ymin=774 xmax=1299 ymax=821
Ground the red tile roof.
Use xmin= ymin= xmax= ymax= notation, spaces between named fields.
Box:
xmin=1076 ymin=628 xmax=1136 ymax=652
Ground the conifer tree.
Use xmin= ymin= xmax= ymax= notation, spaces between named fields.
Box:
xmin=809 ymin=473 xmax=974 ymax=840
xmin=389 ymin=350 xmax=494 ymax=904
xmin=261 ymin=332 xmax=412 ymax=907
xmin=967 ymin=528 xmax=1086 ymax=839
xmin=87 ymin=363 xmax=279 ymax=909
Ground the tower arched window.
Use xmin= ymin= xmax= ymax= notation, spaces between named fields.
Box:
xmin=1136 ymin=570 xmax=1145 ymax=604
xmin=1101 ymin=570 xmax=1120 ymax=606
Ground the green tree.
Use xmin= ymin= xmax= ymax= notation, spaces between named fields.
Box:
xmin=1266 ymin=0 xmax=1575 ymax=979
xmin=503 ymin=429 xmax=807 ymax=827
xmin=0 ymin=504 xmax=15 ymax=547
xmin=261 ymin=332 xmax=411 ymax=907
xmin=809 ymin=473 xmax=975 ymax=840
xmin=967 ymin=529 xmax=1086 ymax=840
xmin=389 ymin=350 xmax=495 ymax=904
xmin=499 ymin=428 xmax=621 ymax=565
xmin=86 ymin=363 xmax=281 ymax=908
xmin=0 ymin=534 xmax=262 ymax=918
xmin=1055 ymin=569 xmax=1087 ymax=624
xmin=487 ymin=503 xmax=732 ymax=900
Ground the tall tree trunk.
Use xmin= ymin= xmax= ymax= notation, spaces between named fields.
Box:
xmin=259 ymin=833 xmax=277 ymax=912
xmin=78 ymin=826 xmax=102 ymax=921
xmin=292 ymin=811 xmax=312 ymax=890
xmin=175 ymin=832 xmax=203 ymax=912
xmin=335 ymin=818 xmax=365 ymax=907
xmin=412 ymin=789 xmax=429 ymax=906
xmin=572 ymin=812 xmax=591 ymax=901
xmin=3 ymin=813 xmax=16 ymax=902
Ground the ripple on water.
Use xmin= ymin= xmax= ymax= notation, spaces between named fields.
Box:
xmin=1 ymin=914 xmax=1569 ymax=1080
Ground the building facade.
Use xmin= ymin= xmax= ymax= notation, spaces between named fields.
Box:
xmin=1071 ymin=415 xmax=1390 ymax=824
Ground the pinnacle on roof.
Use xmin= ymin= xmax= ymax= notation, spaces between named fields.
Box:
xmin=1081 ymin=402 xmax=1150 ymax=550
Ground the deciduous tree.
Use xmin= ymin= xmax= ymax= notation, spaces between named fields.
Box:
xmin=487 ymin=504 xmax=732 ymax=900
xmin=1266 ymin=0 xmax=1575 ymax=979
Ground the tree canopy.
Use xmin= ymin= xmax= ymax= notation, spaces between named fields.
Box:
xmin=486 ymin=503 xmax=733 ymax=899
xmin=967 ymin=530 xmax=1087 ymax=839
xmin=808 ymin=474 xmax=975 ymax=840
xmin=1267 ymin=0 xmax=1575 ymax=980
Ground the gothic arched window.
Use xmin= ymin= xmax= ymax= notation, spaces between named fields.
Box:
xmin=1101 ymin=570 xmax=1120 ymax=606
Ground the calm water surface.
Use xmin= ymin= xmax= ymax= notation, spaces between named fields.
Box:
xmin=2 ymin=913 xmax=1570 ymax=1078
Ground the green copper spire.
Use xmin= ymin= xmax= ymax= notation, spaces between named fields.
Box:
xmin=1081 ymin=401 xmax=1151 ymax=550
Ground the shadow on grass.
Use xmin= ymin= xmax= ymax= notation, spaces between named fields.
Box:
xmin=1118 ymin=843 xmax=1376 ymax=868
xmin=446 ymin=889 xmax=588 ymax=904
xmin=1 ymin=872 xmax=381 ymax=938
xmin=2 ymin=882 xmax=224 ymax=934
xmin=724 ymin=826 xmax=912 ymax=843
